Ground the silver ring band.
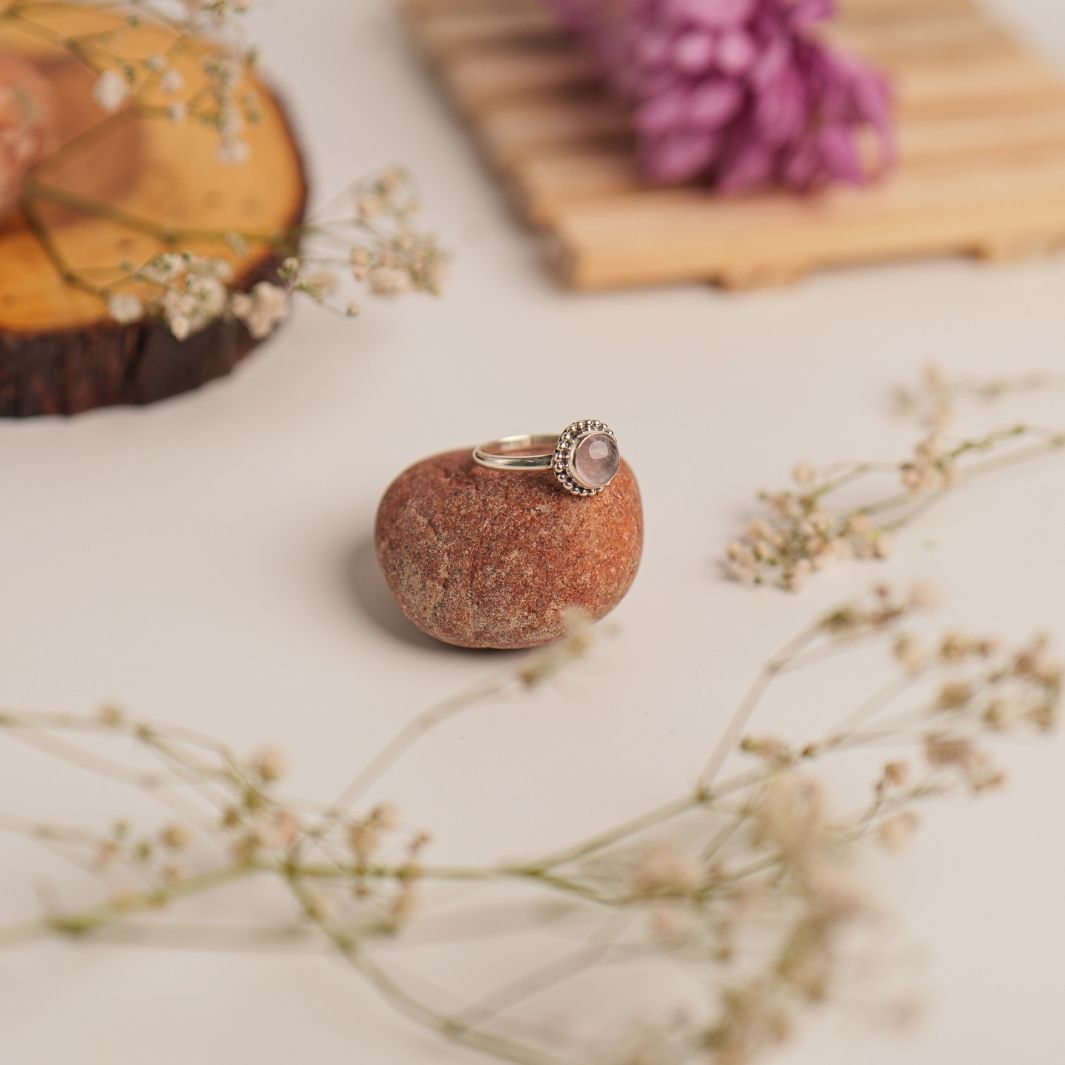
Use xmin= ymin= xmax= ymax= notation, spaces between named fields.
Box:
xmin=473 ymin=420 xmax=621 ymax=497
xmin=471 ymin=434 xmax=558 ymax=472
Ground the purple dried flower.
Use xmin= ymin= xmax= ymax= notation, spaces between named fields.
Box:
xmin=549 ymin=0 xmax=895 ymax=192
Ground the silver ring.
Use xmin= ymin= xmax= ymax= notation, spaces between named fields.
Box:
xmin=472 ymin=419 xmax=621 ymax=497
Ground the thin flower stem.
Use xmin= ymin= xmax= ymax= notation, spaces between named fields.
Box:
xmin=20 ymin=199 xmax=107 ymax=299
xmin=285 ymin=870 xmax=581 ymax=1065
xmin=0 ymin=862 xmax=258 ymax=950
xmin=0 ymin=9 xmax=104 ymax=74
xmin=53 ymin=921 xmax=330 ymax=953
xmin=532 ymin=794 xmax=700 ymax=873
xmin=0 ymin=584 xmax=1056 ymax=1065
xmin=24 ymin=179 xmax=292 ymax=248
xmin=317 ymin=676 xmax=509 ymax=827
xmin=699 ymin=623 xmax=822 ymax=788
xmin=282 ymin=861 xmax=616 ymax=906
xmin=827 ymin=672 xmax=923 ymax=742
xmin=447 ymin=913 xmax=634 ymax=1034
xmin=3 ymin=723 xmax=179 ymax=790
xmin=34 ymin=108 xmax=135 ymax=171
xmin=862 ymin=430 xmax=1065 ymax=536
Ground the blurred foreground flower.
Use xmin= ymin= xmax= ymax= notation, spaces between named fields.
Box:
xmin=0 ymin=588 xmax=1058 ymax=1065
xmin=549 ymin=0 xmax=895 ymax=191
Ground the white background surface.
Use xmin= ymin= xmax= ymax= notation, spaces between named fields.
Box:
xmin=2 ymin=1 xmax=1065 ymax=1062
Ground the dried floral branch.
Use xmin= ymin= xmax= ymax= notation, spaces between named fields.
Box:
xmin=25 ymin=160 xmax=446 ymax=339
xmin=1 ymin=1 xmax=448 ymax=339
xmin=2 ymin=0 xmax=258 ymax=155
xmin=0 ymin=588 xmax=1058 ymax=1065
xmin=894 ymin=363 xmax=1065 ymax=429
xmin=726 ymin=367 xmax=1065 ymax=590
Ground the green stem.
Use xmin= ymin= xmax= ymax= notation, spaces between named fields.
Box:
xmin=285 ymin=870 xmax=579 ymax=1065
xmin=0 ymin=862 xmax=258 ymax=950
xmin=280 ymin=860 xmax=616 ymax=906
xmin=0 ymin=8 xmax=104 ymax=74
xmin=20 ymin=199 xmax=107 ymax=299
xmin=532 ymin=794 xmax=700 ymax=873
xmin=699 ymin=622 xmax=822 ymax=788
xmin=843 ymin=425 xmax=1064 ymax=532
xmin=24 ymin=178 xmax=295 ymax=249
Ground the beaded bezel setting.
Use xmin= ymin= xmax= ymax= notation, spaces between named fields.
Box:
xmin=553 ymin=420 xmax=620 ymax=496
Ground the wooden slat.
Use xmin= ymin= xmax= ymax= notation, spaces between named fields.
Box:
xmin=476 ymin=56 xmax=1065 ymax=168
xmin=401 ymin=0 xmax=1065 ymax=289
xmin=401 ymin=0 xmax=984 ymax=69
xmin=551 ymin=159 xmax=1065 ymax=288
xmin=511 ymin=104 xmax=1065 ymax=225
xmin=427 ymin=19 xmax=1044 ymax=115
xmin=400 ymin=0 xmax=978 ymax=22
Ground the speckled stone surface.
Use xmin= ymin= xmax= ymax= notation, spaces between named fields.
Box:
xmin=375 ymin=448 xmax=644 ymax=649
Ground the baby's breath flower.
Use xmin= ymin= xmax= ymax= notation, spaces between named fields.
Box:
xmin=802 ymin=861 xmax=867 ymax=925
xmin=371 ymin=803 xmax=400 ymax=832
xmin=107 ymin=292 xmax=144 ymax=325
xmin=139 ymin=253 xmax=184 ymax=285
xmin=878 ymin=812 xmax=919 ymax=851
xmin=231 ymin=281 xmax=288 ymax=339
xmin=348 ymin=805 xmax=396 ymax=862
xmin=250 ymin=746 xmax=285 ymax=784
xmin=160 ymin=823 xmax=191 ymax=850
xmin=161 ymin=69 xmax=185 ymax=94
xmin=93 ymin=69 xmax=129 ymax=112
xmin=726 ymin=374 xmax=1065 ymax=592
xmin=882 ymin=761 xmax=910 ymax=789
xmin=984 ymin=698 xmax=1025 ymax=732
xmin=924 ymin=733 xmax=992 ymax=788
xmin=1 ymin=589 xmax=1057 ymax=1065
xmin=633 ymin=843 xmax=702 ymax=896
xmin=97 ymin=703 xmax=126 ymax=728
xmin=216 ymin=136 xmax=249 ymax=164
xmin=368 ymin=266 xmax=413 ymax=298
xmin=740 ymin=735 xmax=794 ymax=768
xmin=893 ymin=634 xmax=926 ymax=673
xmin=937 ymin=681 xmax=973 ymax=711
xmin=756 ymin=773 xmax=826 ymax=858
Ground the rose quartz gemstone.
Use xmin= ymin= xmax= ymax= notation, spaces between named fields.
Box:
xmin=573 ymin=432 xmax=620 ymax=488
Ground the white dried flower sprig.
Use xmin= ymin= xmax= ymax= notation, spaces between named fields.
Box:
xmin=109 ymin=254 xmax=287 ymax=340
xmin=2 ymin=1 xmax=260 ymax=160
xmin=894 ymin=363 xmax=1065 ymax=429
xmin=94 ymin=169 xmax=447 ymax=339
xmin=0 ymin=589 xmax=1057 ymax=1065
xmin=726 ymin=373 xmax=1065 ymax=590
xmin=5 ymin=5 xmax=446 ymax=338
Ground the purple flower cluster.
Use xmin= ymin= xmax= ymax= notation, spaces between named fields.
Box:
xmin=549 ymin=0 xmax=895 ymax=192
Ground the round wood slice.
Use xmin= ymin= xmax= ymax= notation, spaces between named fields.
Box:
xmin=0 ymin=7 xmax=308 ymax=417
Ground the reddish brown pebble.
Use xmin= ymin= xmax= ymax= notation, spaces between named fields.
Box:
xmin=375 ymin=448 xmax=643 ymax=649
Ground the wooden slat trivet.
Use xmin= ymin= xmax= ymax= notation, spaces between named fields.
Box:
xmin=402 ymin=0 xmax=1065 ymax=289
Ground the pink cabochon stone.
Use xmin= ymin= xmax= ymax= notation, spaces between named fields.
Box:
xmin=375 ymin=449 xmax=643 ymax=650
xmin=573 ymin=431 xmax=621 ymax=488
